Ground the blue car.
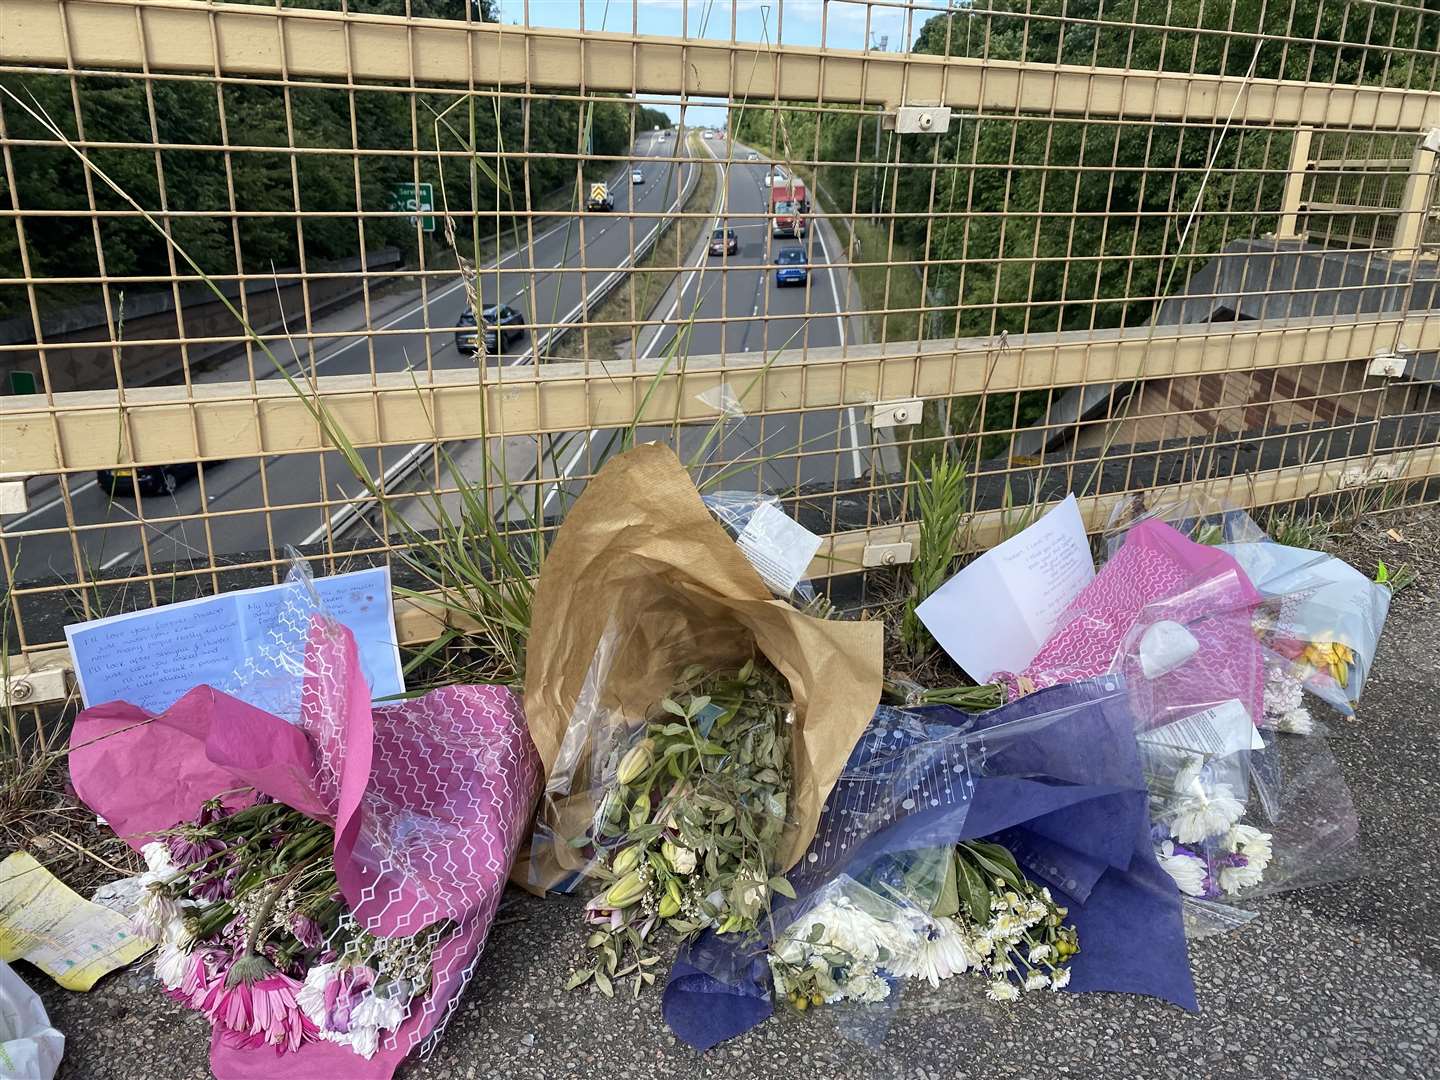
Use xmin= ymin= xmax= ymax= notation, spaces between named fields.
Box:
xmin=774 ymin=247 xmax=809 ymax=287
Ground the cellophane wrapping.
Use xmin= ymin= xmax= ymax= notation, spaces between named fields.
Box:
xmin=68 ymin=562 xmax=541 ymax=1078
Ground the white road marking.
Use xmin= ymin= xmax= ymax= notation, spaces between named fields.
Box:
xmin=5 ymin=477 xmax=99 ymax=526
xmin=542 ymin=139 xmax=725 ymax=513
xmin=812 ymin=222 xmax=865 ymax=479
xmin=99 ymin=546 xmax=136 ymax=571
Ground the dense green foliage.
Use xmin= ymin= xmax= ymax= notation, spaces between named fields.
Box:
xmin=735 ymin=0 xmax=1439 ymax=341
xmin=0 ymin=0 xmax=653 ymax=320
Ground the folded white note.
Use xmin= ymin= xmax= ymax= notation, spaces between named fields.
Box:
xmin=916 ymin=493 xmax=1095 ymax=682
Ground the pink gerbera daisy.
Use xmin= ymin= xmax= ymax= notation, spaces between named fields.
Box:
xmin=201 ymin=960 xmax=317 ymax=1053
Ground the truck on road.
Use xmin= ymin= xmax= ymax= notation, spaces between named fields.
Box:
xmin=769 ymin=179 xmax=809 ymax=238
xmin=586 ymin=181 xmax=614 ymax=211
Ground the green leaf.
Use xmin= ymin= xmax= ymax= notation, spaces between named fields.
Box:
xmin=956 ymin=854 xmax=991 ymax=925
xmin=686 ymin=695 xmax=712 ymax=719
xmin=564 ymin=968 xmax=594 ymax=991
xmin=768 ymin=875 xmax=797 ymax=900
xmin=806 ymin=923 xmax=826 ymax=944
xmin=594 ymin=970 xmax=613 ymax=997
xmin=661 ymin=698 xmax=687 ymax=718
xmin=932 ymin=849 xmax=960 ymax=919
xmin=585 ymin=931 xmax=607 ymax=948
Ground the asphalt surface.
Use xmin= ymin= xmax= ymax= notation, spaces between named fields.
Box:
xmin=0 ymin=132 xmax=692 ymax=584
xmin=28 ymin=507 xmax=1440 ymax=1080
xmin=545 ymin=137 xmax=871 ymax=506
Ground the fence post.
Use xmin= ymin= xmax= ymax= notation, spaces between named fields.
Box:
xmin=1393 ymin=129 xmax=1439 ymax=257
xmin=1274 ymin=127 xmax=1312 ymax=241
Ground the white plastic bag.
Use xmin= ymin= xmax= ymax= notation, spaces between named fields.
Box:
xmin=0 ymin=960 xmax=64 ymax=1080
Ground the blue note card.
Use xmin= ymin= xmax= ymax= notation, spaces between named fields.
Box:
xmin=65 ymin=567 xmax=405 ymax=714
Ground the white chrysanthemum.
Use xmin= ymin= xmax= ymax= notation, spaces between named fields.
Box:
xmin=772 ymin=892 xmax=926 ymax=994
xmin=1027 ymin=943 xmax=1052 ymax=964
xmin=841 ymin=971 xmax=891 ymax=1004
xmin=132 ymin=884 xmax=183 ymax=941
xmin=1168 ymin=783 xmax=1246 ymax=844
xmin=1023 ymin=970 xmax=1049 ymax=992
xmin=1219 ymin=825 xmax=1274 ymax=894
xmin=1227 ymin=824 xmax=1273 ymax=864
xmin=887 ymin=916 xmax=978 ymax=987
xmin=296 ymin=962 xmax=335 ymax=1026
xmin=1275 ymin=707 xmax=1314 ymax=735
xmin=983 ymin=912 xmax=1019 ymax=941
xmin=1172 ymin=755 xmax=1205 ymax=798
xmin=1049 ymin=967 xmax=1071 ymax=991
xmin=140 ymin=841 xmax=178 ymax=879
xmin=153 ymin=941 xmax=191 ymax=990
xmin=352 ymin=987 xmax=408 ymax=1034
xmin=1156 ymin=840 xmax=1208 ymax=897
xmin=1263 ymin=669 xmax=1301 ymax=715
xmin=986 ymin=979 xmax=1020 ymax=1002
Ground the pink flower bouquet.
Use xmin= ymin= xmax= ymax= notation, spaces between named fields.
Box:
xmin=69 ymin=604 xmax=540 ymax=1079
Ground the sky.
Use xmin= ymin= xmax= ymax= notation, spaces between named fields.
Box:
xmin=494 ymin=1 xmax=948 ymax=127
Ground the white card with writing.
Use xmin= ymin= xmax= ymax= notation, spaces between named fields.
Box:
xmin=916 ymin=493 xmax=1095 ymax=682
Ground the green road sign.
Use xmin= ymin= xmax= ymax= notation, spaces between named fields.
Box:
xmin=390 ymin=182 xmax=435 ymax=233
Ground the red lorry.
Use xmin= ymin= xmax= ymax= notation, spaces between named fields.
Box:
xmin=769 ymin=179 xmax=809 ymax=238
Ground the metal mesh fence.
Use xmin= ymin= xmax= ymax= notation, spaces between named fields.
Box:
xmin=1 ymin=0 xmax=1437 ymax=672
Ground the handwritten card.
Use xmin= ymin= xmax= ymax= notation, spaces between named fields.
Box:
xmin=916 ymin=494 xmax=1095 ymax=682
xmin=65 ymin=567 xmax=404 ymax=713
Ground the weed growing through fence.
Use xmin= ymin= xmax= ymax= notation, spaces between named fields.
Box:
xmin=900 ymin=453 xmax=969 ymax=661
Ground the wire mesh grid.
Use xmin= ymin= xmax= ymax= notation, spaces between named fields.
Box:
xmin=1 ymin=0 xmax=1438 ymax=663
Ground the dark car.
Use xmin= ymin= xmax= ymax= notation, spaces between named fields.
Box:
xmin=97 ymin=462 xmax=200 ymax=497
xmin=709 ymin=228 xmax=739 ymax=256
xmin=456 ymin=304 xmax=526 ymax=355
xmin=774 ymin=247 xmax=809 ymax=286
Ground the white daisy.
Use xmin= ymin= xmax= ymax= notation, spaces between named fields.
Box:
xmin=986 ymin=979 xmax=1020 ymax=1002
xmin=1023 ymin=971 xmax=1049 ymax=991
xmin=1049 ymin=967 xmax=1071 ymax=991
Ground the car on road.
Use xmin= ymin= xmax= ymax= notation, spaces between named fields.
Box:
xmin=709 ymin=228 xmax=739 ymax=256
xmin=747 ymin=152 xmax=759 ymax=161
xmin=97 ymin=462 xmax=199 ymax=498
xmin=631 ymin=168 xmax=644 ymax=184
xmin=456 ymin=304 xmax=526 ymax=355
xmin=774 ymin=247 xmax=809 ymax=287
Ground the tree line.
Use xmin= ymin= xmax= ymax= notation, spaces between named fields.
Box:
xmin=0 ymin=0 xmax=669 ymax=322
xmin=734 ymin=0 xmax=1438 ymax=342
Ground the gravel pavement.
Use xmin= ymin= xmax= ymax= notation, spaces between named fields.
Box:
xmin=33 ymin=507 xmax=1440 ymax=1080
